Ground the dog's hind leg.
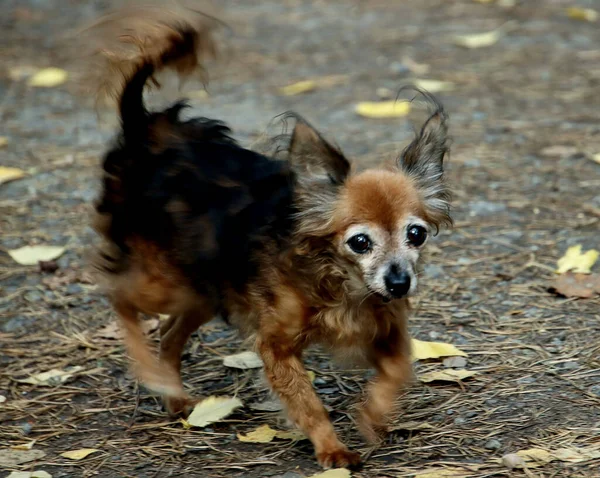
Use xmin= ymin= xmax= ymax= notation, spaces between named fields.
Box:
xmin=159 ymin=307 xmax=213 ymax=416
xmin=114 ymin=299 xmax=186 ymax=399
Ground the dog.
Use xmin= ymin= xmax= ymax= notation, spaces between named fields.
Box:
xmin=91 ymin=11 xmax=451 ymax=469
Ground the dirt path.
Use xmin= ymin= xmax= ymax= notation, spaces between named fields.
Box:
xmin=2 ymin=1 xmax=600 ymax=477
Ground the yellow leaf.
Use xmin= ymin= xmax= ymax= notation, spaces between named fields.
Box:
xmin=553 ymin=446 xmax=600 ymax=462
xmin=238 ymin=425 xmax=278 ymax=443
xmin=223 ymin=351 xmax=263 ymax=369
xmin=60 ymin=449 xmax=99 ymax=460
xmin=413 ymin=79 xmax=455 ymax=93
xmin=309 ymin=469 xmax=351 ymax=478
xmin=7 ymin=245 xmax=66 ymax=266
xmin=307 ymin=370 xmax=316 ymax=383
xmin=17 ymin=366 xmax=84 ymax=386
xmin=187 ymin=396 xmax=243 ymax=427
xmin=0 ymin=166 xmax=26 ymax=185
xmin=11 ymin=441 xmax=36 ymax=451
xmin=590 ymin=153 xmax=600 ymax=164
xmin=567 ymin=7 xmax=598 ymax=22
xmin=280 ymin=80 xmax=317 ymax=96
xmin=0 ymin=137 xmax=8 ymax=148
xmin=453 ymin=22 xmax=516 ymax=49
xmin=411 ymin=338 xmax=467 ymax=361
xmin=419 ymin=369 xmax=477 ymax=383
xmin=355 ymin=100 xmax=411 ymax=119
xmin=6 ymin=472 xmax=52 ymax=478
xmin=515 ymin=448 xmax=553 ymax=467
xmin=28 ymin=68 xmax=68 ymax=88
xmin=556 ymin=245 xmax=599 ymax=274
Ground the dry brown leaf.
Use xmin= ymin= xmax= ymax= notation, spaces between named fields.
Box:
xmin=60 ymin=448 xmax=99 ymax=460
xmin=0 ymin=166 xmax=26 ymax=185
xmin=17 ymin=366 xmax=84 ymax=386
xmin=411 ymin=338 xmax=467 ymax=361
xmin=419 ymin=369 xmax=477 ymax=383
xmin=355 ymin=100 xmax=411 ymax=118
xmin=28 ymin=67 xmax=68 ymax=87
xmin=556 ymin=245 xmax=599 ymax=274
xmin=187 ymin=396 xmax=243 ymax=427
xmin=549 ymin=272 xmax=600 ymax=298
xmin=223 ymin=351 xmax=263 ymax=369
xmin=8 ymin=245 xmax=65 ymax=266
xmin=237 ymin=424 xmax=307 ymax=443
xmin=0 ymin=449 xmax=46 ymax=466
xmin=567 ymin=7 xmax=598 ymax=22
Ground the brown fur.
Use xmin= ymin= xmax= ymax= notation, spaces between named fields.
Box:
xmin=90 ymin=10 xmax=451 ymax=470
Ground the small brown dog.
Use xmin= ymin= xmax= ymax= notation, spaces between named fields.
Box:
xmin=92 ymin=11 xmax=451 ymax=469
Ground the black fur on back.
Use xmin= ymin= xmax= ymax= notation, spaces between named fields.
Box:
xmin=94 ymin=25 xmax=296 ymax=296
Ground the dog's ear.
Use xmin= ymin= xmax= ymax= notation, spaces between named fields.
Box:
xmin=287 ymin=115 xmax=350 ymax=185
xmin=398 ymin=94 xmax=451 ymax=231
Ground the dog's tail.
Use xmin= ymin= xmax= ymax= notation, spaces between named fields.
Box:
xmin=87 ymin=7 xmax=220 ymax=139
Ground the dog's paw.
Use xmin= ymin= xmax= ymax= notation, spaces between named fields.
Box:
xmin=163 ymin=395 xmax=200 ymax=418
xmin=358 ymin=409 xmax=389 ymax=445
xmin=316 ymin=447 xmax=362 ymax=470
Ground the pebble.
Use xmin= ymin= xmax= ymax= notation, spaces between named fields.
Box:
xmin=443 ymin=356 xmax=468 ymax=368
xmin=468 ymin=200 xmax=507 ymax=217
xmin=453 ymin=417 xmax=466 ymax=425
xmin=562 ymin=361 xmax=579 ymax=370
xmin=485 ymin=439 xmax=502 ymax=450
xmin=502 ymin=453 xmax=525 ymax=469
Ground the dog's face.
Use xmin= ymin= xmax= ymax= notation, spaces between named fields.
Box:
xmin=288 ymin=95 xmax=451 ymax=301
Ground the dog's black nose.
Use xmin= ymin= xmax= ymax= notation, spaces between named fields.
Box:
xmin=384 ymin=266 xmax=411 ymax=298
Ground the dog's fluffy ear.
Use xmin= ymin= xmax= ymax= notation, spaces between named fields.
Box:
xmin=287 ymin=115 xmax=350 ymax=186
xmin=399 ymin=92 xmax=451 ymax=231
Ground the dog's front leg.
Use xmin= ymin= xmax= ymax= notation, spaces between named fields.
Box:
xmin=359 ymin=322 xmax=413 ymax=444
xmin=258 ymin=335 xmax=361 ymax=469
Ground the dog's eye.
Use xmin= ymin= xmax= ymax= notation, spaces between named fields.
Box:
xmin=347 ymin=234 xmax=372 ymax=254
xmin=407 ymin=225 xmax=427 ymax=247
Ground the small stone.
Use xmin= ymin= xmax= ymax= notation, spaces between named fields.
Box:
xmin=502 ymin=453 xmax=525 ymax=469
xmin=0 ymin=395 xmax=6 ymax=403
xmin=21 ymin=422 xmax=33 ymax=435
xmin=485 ymin=439 xmax=502 ymax=450
xmin=66 ymin=284 xmax=83 ymax=295
xmin=453 ymin=417 xmax=466 ymax=425
xmin=423 ymin=264 xmax=445 ymax=279
xmin=562 ymin=361 xmax=579 ymax=370
xmin=318 ymin=387 xmax=337 ymax=395
xmin=468 ymin=200 xmax=507 ymax=217
xmin=24 ymin=291 xmax=43 ymax=303
xmin=428 ymin=331 xmax=440 ymax=340
xmin=443 ymin=356 xmax=468 ymax=368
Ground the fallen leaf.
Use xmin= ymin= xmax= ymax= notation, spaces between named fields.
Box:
xmin=419 ymin=369 xmax=477 ymax=383
xmin=0 ymin=395 xmax=6 ymax=403
xmin=279 ymin=75 xmax=347 ymax=96
xmin=238 ymin=425 xmax=278 ymax=443
xmin=540 ymin=145 xmax=579 ymax=158
xmin=187 ymin=396 xmax=243 ymax=427
xmin=11 ymin=441 xmax=36 ymax=451
xmin=273 ymin=429 xmax=307 ymax=441
xmin=415 ymin=468 xmax=473 ymax=478
xmin=0 ymin=449 xmax=46 ymax=466
xmin=515 ymin=448 xmax=553 ymax=468
xmin=0 ymin=166 xmax=26 ymax=185
xmin=590 ymin=153 xmax=600 ymax=164
xmin=412 ymin=79 xmax=455 ymax=93
xmin=307 ymin=370 xmax=316 ymax=383
xmin=553 ymin=446 xmax=600 ymax=462
xmin=6 ymin=472 xmax=52 ymax=478
xmin=60 ymin=448 xmax=99 ymax=460
xmin=8 ymin=245 xmax=65 ymax=266
xmin=549 ymin=272 xmax=600 ymax=298
xmin=556 ymin=245 xmax=599 ymax=274
xmin=390 ymin=421 xmax=435 ymax=432
xmin=355 ymin=100 xmax=411 ymax=118
xmin=249 ymin=399 xmax=283 ymax=412
xmin=280 ymin=80 xmax=317 ymax=95
xmin=411 ymin=338 xmax=467 ymax=361
xmin=0 ymin=137 xmax=8 ymax=148
xmin=567 ymin=7 xmax=598 ymax=22
xmin=453 ymin=21 xmax=516 ymax=49
xmin=309 ymin=469 xmax=351 ymax=478
xmin=28 ymin=67 xmax=68 ymax=87
xmin=223 ymin=351 xmax=263 ymax=369
xmin=17 ymin=366 xmax=84 ymax=386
